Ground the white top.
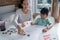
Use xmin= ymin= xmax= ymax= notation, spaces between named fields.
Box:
xmin=14 ymin=9 xmax=32 ymax=27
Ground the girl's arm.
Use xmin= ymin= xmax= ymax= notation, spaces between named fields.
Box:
xmin=31 ymin=18 xmax=39 ymax=25
xmin=47 ymin=19 xmax=55 ymax=30
xmin=47 ymin=16 xmax=55 ymax=30
xmin=47 ymin=23 xmax=55 ymax=30
xmin=43 ymin=19 xmax=55 ymax=32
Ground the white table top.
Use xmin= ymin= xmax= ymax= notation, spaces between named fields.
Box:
xmin=0 ymin=23 xmax=58 ymax=40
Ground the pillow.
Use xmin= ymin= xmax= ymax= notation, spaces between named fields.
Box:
xmin=0 ymin=5 xmax=15 ymax=14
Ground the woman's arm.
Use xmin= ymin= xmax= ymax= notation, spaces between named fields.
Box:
xmin=13 ymin=12 xmax=25 ymax=35
xmin=14 ymin=9 xmax=22 ymax=27
xmin=14 ymin=14 xmax=21 ymax=27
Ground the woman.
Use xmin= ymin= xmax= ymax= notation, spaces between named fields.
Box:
xmin=14 ymin=0 xmax=32 ymax=35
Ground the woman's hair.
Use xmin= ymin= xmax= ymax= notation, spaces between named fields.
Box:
xmin=40 ymin=8 xmax=49 ymax=16
xmin=18 ymin=0 xmax=24 ymax=8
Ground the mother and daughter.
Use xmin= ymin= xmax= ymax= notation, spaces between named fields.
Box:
xmin=14 ymin=0 xmax=53 ymax=35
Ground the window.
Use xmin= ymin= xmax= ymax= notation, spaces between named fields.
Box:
xmin=58 ymin=0 xmax=60 ymax=4
xmin=36 ymin=0 xmax=52 ymax=13
xmin=29 ymin=0 xmax=33 ymax=13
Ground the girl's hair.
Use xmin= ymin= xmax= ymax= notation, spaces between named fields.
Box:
xmin=18 ymin=0 xmax=24 ymax=8
xmin=40 ymin=8 xmax=49 ymax=16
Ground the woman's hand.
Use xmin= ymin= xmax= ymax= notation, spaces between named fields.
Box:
xmin=18 ymin=29 xmax=25 ymax=35
xmin=17 ymin=25 xmax=25 ymax=35
xmin=22 ymin=22 xmax=28 ymax=27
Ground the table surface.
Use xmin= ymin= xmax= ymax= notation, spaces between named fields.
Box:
xmin=0 ymin=23 xmax=58 ymax=40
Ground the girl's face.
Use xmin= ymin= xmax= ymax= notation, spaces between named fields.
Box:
xmin=22 ymin=0 xmax=29 ymax=9
xmin=40 ymin=14 xmax=47 ymax=19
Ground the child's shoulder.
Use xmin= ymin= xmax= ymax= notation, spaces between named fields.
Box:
xmin=36 ymin=18 xmax=41 ymax=20
xmin=44 ymin=19 xmax=49 ymax=23
xmin=36 ymin=18 xmax=42 ymax=21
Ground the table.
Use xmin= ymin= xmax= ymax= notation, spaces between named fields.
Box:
xmin=0 ymin=23 xmax=58 ymax=40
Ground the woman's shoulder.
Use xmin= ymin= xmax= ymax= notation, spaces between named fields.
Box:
xmin=16 ymin=9 xmax=22 ymax=14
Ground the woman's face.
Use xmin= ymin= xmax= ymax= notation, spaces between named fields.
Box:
xmin=22 ymin=0 xmax=29 ymax=9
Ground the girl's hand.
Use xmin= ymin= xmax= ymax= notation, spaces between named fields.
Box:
xmin=42 ymin=26 xmax=52 ymax=33
xmin=31 ymin=22 xmax=34 ymax=25
xmin=42 ymin=28 xmax=48 ymax=33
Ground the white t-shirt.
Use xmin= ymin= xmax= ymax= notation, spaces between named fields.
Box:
xmin=14 ymin=9 xmax=32 ymax=27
